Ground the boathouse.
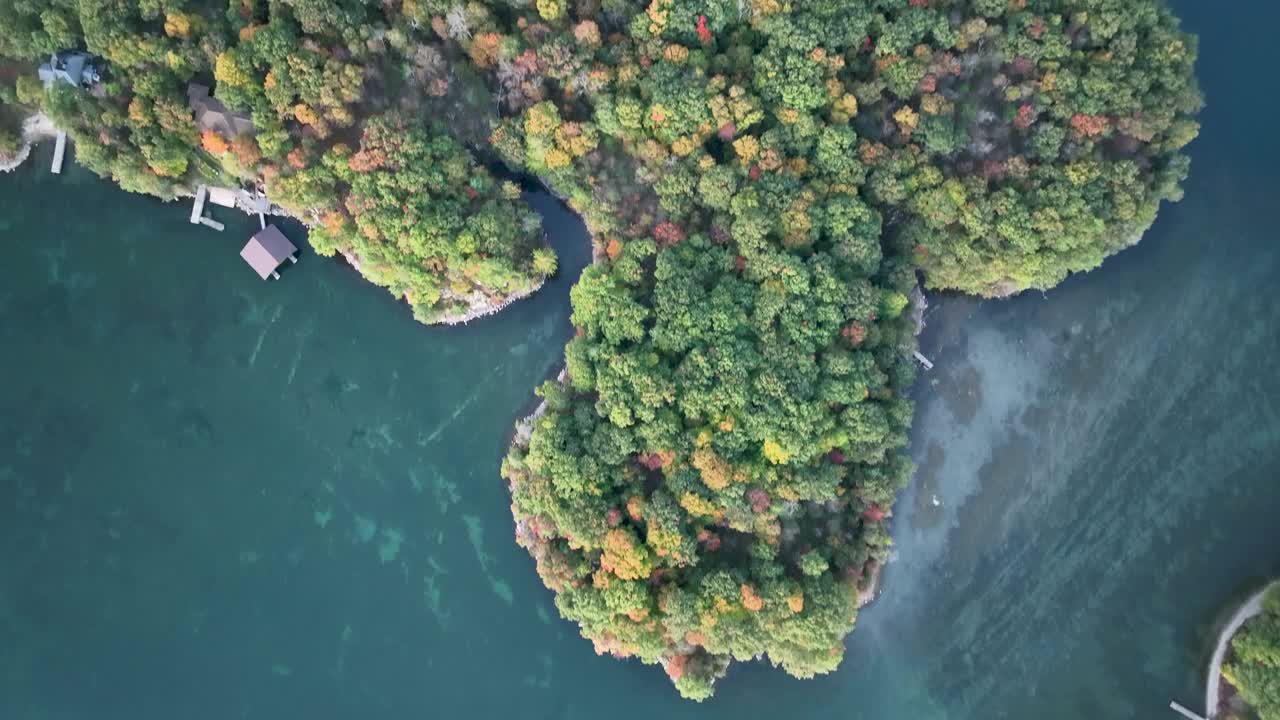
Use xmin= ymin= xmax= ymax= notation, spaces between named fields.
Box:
xmin=240 ymin=225 xmax=298 ymax=281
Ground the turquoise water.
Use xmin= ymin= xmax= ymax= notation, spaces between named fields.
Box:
xmin=2 ymin=3 xmax=1277 ymax=718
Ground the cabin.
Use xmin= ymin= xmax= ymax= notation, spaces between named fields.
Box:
xmin=38 ymin=51 xmax=101 ymax=89
xmin=188 ymin=83 xmax=255 ymax=138
xmin=240 ymin=225 xmax=298 ymax=281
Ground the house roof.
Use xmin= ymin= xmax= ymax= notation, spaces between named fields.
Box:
xmin=39 ymin=51 xmax=98 ymax=87
xmin=188 ymin=83 xmax=255 ymax=137
xmin=60 ymin=53 xmax=87 ymax=82
xmin=240 ymin=225 xmax=297 ymax=280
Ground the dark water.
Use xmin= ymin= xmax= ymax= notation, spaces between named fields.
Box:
xmin=2 ymin=3 xmax=1277 ymax=718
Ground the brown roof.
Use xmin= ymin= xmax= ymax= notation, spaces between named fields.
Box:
xmin=240 ymin=225 xmax=297 ymax=280
xmin=188 ymin=83 xmax=255 ymax=137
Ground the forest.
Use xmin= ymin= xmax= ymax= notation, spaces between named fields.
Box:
xmin=0 ymin=0 xmax=1201 ymax=701
xmin=1223 ymin=586 xmax=1280 ymax=720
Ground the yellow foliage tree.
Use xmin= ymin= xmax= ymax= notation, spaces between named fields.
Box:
xmin=574 ymin=20 xmax=601 ymax=47
xmin=762 ymin=440 xmax=791 ymax=465
xmin=544 ymin=147 xmax=571 ymax=170
xmin=733 ymin=135 xmax=759 ymax=164
xmin=679 ymin=492 xmax=719 ymax=517
xmin=601 ymin=529 xmax=653 ymax=580
xmin=663 ymin=44 xmax=689 ymax=64
xmin=127 ymin=97 xmax=152 ymax=127
xmin=691 ymin=448 xmax=733 ymax=491
xmin=525 ymin=102 xmax=561 ymax=136
xmin=893 ymin=105 xmax=919 ymax=135
xmin=213 ymin=51 xmax=251 ymax=87
xmin=293 ymin=104 xmax=319 ymax=126
xmin=163 ymin=11 xmax=192 ymax=39
xmin=537 ymin=0 xmax=566 ymax=21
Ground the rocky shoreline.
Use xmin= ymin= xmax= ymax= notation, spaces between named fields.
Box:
xmin=0 ymin=112 xmax=57 ymax=173
xmin=436 ymin=273 xmax=548 ymax=326
xmin=340 ymin=245 xmax=551 ymax=327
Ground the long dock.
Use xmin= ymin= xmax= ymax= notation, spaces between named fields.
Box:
xmin=190 ymin=184 xmax=207 ymax=224
xmin=913 ymin=350 xmax=934 ymax=370
xmin=50 ymin=131 xmax=67 ymax=174
xmin=1170 ymin=700 xmax=1207 ymax=720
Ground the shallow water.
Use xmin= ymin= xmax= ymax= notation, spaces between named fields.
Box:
xmin=1 ymin=2 xmax=1277 ymax=718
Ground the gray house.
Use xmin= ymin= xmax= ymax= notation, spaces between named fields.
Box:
xmin=240 ymin=225 xmax=298 ymax=281
xmin=38 ymin=51 xmax=101 ymax=88
xmin=188 ymin=83 xmax=255 ymax=138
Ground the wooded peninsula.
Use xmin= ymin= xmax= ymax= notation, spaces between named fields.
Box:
xmin=0 ymin=0 xmax=1201 ymax=701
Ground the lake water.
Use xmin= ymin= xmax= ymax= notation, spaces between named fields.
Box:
xmin=2 ymin=3 xmax=1277 ymax=718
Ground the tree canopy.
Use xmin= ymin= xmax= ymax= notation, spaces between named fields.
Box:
xmin=0 ymin=0 xmax=1201 ymax=701
xmin=492 ymin=0 xmax=1198 ymax=698
xmin=1222 ymin=586 xmax=1280 ymax=720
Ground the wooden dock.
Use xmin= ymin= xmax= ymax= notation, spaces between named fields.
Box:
xmin=50 ymin=131 xmax=67 ymax=174
xmin=1170 ymin=700 xmax=1207 ymax=720
xmin=190 ymin=185 xmax=207 ymax=224
xmin=189 ymin=185 xmax=225 ymax=231
xmin=913 ymin=350 xmax=934 ymax=370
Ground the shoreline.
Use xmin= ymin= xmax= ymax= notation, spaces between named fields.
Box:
xmin=0 ymin=112 xmax=58 ymax=173
xmin=1205 ymin=579 xmax=1279 ymax=718
xmin=858 ymin=563 xmax=885 ymax=608
xmin=436 ymin=265 xmax=549 ymax=326
xmin=2 ymin=111 xmax=557 ymax=328
xmin=50 ymin=143 xmax=555 ymax=327
xmin=340 ymin=247 xmax=551 ymax=327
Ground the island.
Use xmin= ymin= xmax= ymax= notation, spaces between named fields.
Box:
xmin=0 ymin=0 xmax=1201 ymax=701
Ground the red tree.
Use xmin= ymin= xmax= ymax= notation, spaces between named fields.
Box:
xmin=842 ymin=321 xmax=866 ymax=346
xmin=1014 ymin=103 xmax=1036 ymax=129
xmin=696 ymin=15 xmax=712 ymax=46
xmin=653 ymin=221 xmax=686 ymax=247
xmin=748 ymin=488 xmax=771 ymax=513
xmin=1071 ymin=113 xmax=1110 ymax=137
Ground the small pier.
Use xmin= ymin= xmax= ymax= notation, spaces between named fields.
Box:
xmin=189 ymin=185 xmax=225 ymax=230
xmin=190 ymin=185 xmax=207 ymax=223
xmin=913 ymin=350 xmax=934 ymax=371
xmin=50 ymin=131 xmax=67 ymax=174
xmin=235 ymin=188 xmax=272 ymax=230
xmin=1170 ymin=700 xmax=1207 ymax=720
